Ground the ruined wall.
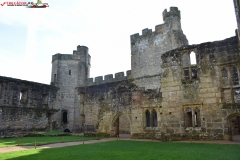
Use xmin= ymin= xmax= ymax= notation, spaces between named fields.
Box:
xmin=77 ymin=71 xmax=133 ymax=134
xmin=0 ymin=76 xmax=57 ymax=137
xmin=76 ymin=70 xmax=161 ymax=137
xmin=131 ymin=7 xmax=188 ymax=89
xmin=51 ymin=45 xmax=91 ymax=132
xmin=156 ymin=36 xmax=240 ymax=140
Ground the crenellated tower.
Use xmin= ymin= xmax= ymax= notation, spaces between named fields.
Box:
xmin=51 ymin=45 xmax=91 ymax=132
xmin=130 ymin=7 xmax=188 ymax=89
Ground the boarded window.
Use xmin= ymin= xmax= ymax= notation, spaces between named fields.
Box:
xmin=151 ymin=109 xmax=158 ymax=127
xmin=146 ymin=110 xmax=150 ymax=127
xmin=232 ymin=67 xmax=239 ymax=85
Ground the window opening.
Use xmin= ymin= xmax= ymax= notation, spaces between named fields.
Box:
xmin=232 ymin=67 xmax=239 ymax=85
xmin=20 ymin=90 xmax=28 ymax=102
xmin=191 ymin=68 xmax=197 ymax=79
xmin=63 ymin=111 xmax=68 ymax=123
xmin=190 ymin=51 xmax=196 ymax=65
xmin=184 ymin=70 xmax=190 ymax=80
xmin=151 ymin=109 xmax=158 ymax=127
xmin=69 ymin=70 xmax=71 ymax=75
xmin=146 ymin=110 xmax=150 ymax=127
xmin=186 ymin=108 xmax=192 ymax=127
xmin=222 ymin=68 xmax=228 ymax=79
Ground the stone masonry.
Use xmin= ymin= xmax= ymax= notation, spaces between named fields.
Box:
xmin=1 ymin=1 xmax=240 ymax=140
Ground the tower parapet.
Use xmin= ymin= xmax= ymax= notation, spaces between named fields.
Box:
xmin=162 ymin=7 xmax=181 ymax=23
xmin=130 ymin=7 xmax=188 ymax=90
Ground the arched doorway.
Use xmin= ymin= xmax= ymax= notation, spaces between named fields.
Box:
xmin=228 ymin=113 xmax=240 ymax=142
xmin=111 ymin=112 xmax=130 ymax=138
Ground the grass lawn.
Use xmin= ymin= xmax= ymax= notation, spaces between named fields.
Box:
xmin=0 ymin=136 xmax=102 ymax=148
xmin=1 ymin=140 xmax=240 ymax=160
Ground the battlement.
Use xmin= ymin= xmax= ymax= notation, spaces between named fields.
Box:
xmin=77 ymin=45 xmax=88 ymax=52
xmin=130 ymin=7 xmax=182 ymax=44
xmin=52 ymin=53 xmax=73 ymax=62
xmin=86 ymin=70 xmax=131 ymax=86
xmin=162 ymin=7 xmax=180 ymax=22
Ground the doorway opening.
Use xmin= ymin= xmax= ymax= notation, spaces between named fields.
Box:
xmin=112 ymin=113 xmax=130 ymax=138
xmin=228 ymin=113 xmax=240 ymax=142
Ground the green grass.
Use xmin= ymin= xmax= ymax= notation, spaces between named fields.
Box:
xmin=1 ymin=140 xmax=240 ymax=160
xmin=31 ymin=130 xmax=66 ymax=136
xmin=0 ymin=136 xmax=103 ymax=148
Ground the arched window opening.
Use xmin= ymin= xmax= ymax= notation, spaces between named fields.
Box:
xmin=63 ymin=111 xmax=68 ymax=123
xmin=151 ymin=109 xmax=158 ymax=127
xmin=146 ymin=110 xmax=150 ymax=127
xmin=186 ymin=108 xmax=192 ymax=127
xmin=190 ymin=51 xmax=196 ymax=65
xmin=232 ymin=67 xmax=239 ymax=85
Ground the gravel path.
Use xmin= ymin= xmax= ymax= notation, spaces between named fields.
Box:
xmin=0 ymin=135 xmax=239 ymax=153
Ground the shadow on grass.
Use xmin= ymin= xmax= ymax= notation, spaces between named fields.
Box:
xmin=2 ymin=141 xmax=240 ymax=160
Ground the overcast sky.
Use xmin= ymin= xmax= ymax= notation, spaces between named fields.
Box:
xmin=0 ymin=0 xmax=237 ymax=84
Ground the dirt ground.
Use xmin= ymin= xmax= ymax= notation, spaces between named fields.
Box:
xmin=0 ymin=134 xmax=239 ymax=153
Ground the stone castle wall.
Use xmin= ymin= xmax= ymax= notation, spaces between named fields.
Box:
xmin=0 ymin=76 xmax=58 ymax=137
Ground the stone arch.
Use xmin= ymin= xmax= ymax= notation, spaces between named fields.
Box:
xmin=111 ymin=112 xmax=131 ymax=137
xmin=227 ymin=113 xmax=240 ymax=141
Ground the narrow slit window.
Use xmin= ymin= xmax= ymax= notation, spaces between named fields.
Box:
xmin=63 ymin=111 xmax=68 ymax=123
xmin=69 ymin=70 xmax=71 ymax=75
xmin=146 ymin=110 xmax=150 ymax=127
xmin=151 ymin=109 xmax=158 ymax=127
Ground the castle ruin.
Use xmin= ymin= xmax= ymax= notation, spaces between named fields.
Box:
xmin=0 ymin=1 xmax=240 ymax=141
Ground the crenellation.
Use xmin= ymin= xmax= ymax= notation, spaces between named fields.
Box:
xmin=142 ymin=28 xmax=152 ymax=36
xmin=104 ymin=74 xmax=113 ymax=82
xmin=162 ymin=7 xmax=181 ymax=22
xmin=52 ymin=53 xmax=73 ymax=62
xmin=95 ymin=76 xmax=103 ymax=83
